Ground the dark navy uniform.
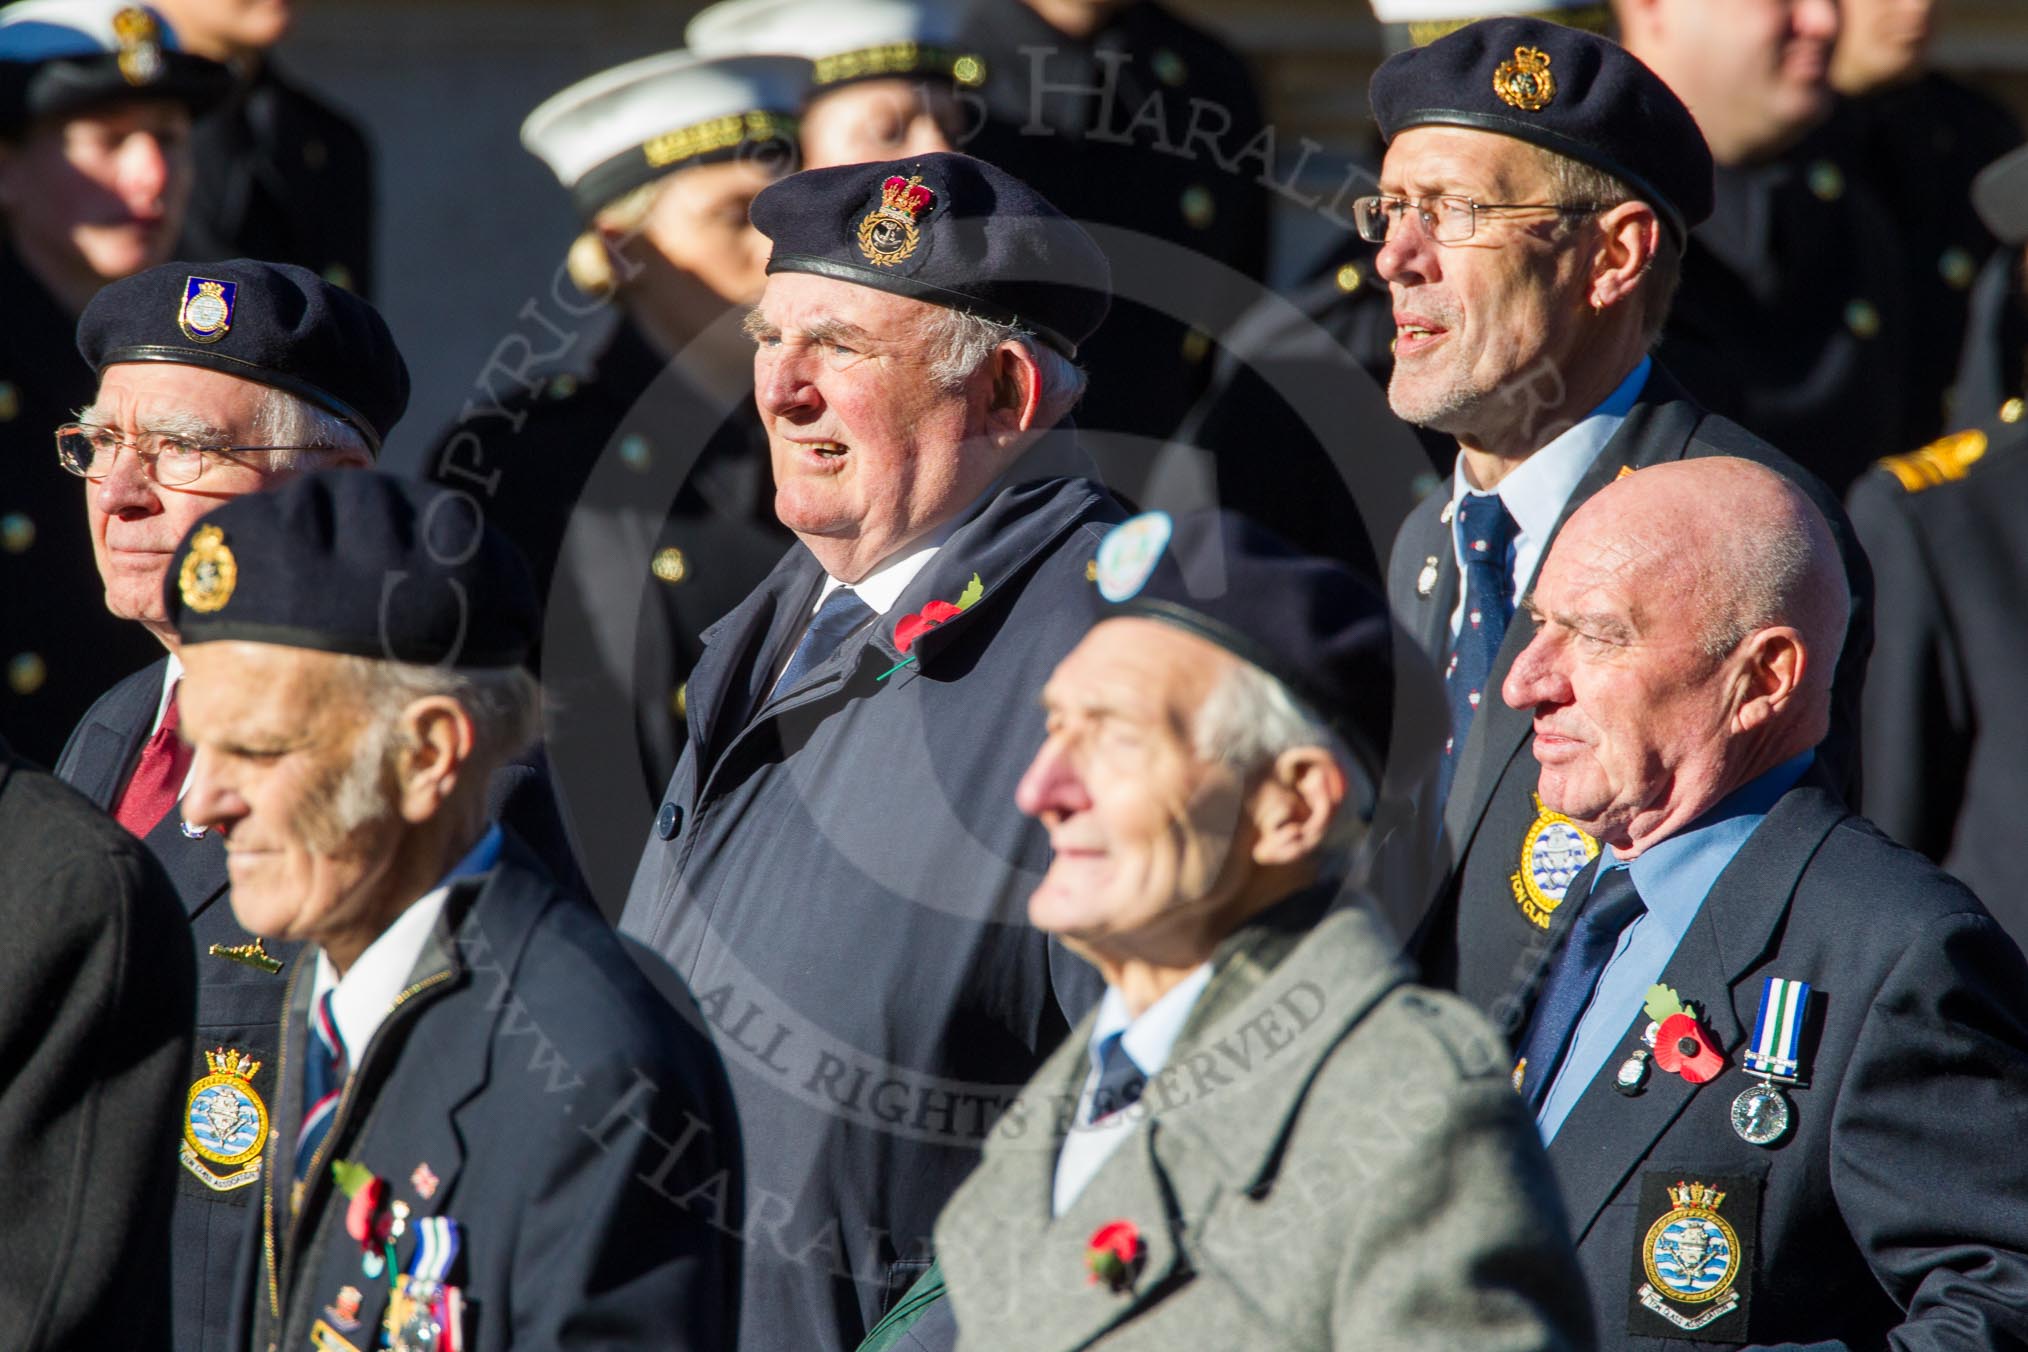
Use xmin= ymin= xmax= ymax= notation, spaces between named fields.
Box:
xmin=0 ymin=244 xmax=161 ymax=767
xmin=963 ymin=1 xmax=1270 ymax=457
xmin=423 ymin=319 xmax=787 ymax=907
xmin=178 ymin=58 xmax=375 ymax=296
xmin=1530 ymin=776 xmax=2028 ymax=1349
xmin=1848 ymin=408 xmax=2028 ymax=939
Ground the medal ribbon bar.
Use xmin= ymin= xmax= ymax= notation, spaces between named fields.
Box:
xmin=1743 ymin=977 xmax=1809 ymax=1082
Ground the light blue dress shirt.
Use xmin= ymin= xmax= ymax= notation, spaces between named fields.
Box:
xmin=1052 ymin=963 xmax=1212 ymax=1215
xmin=1535 ymin=751 xmax=1814 ymax=1143
xmin=1447 ymin=355 xmax=1652 ymax=638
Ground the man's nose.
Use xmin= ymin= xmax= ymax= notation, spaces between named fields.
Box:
xmin=1014 ymin=735 xmax=1090 ymax=821
xmin=755 ymin=345 xmax=820 ymax=419
xmin=118 ymin=132 xmax=172 ymax=210
xmin=91 ymin=443 xmax=161 ymax=515
xmin=1374 ymin=212 xmax=1437 ymax=288
xmin=1502 ymin=632 xmax=1562 ymax=711
xmin=180 ymin=746 xmax=235 ymax=834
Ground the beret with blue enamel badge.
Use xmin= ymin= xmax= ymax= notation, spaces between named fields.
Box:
xmin=522 ymin=50 xmax=811 ymax=220
xmin=687 ymin=0 xmax=984 ymax=92
xmin=166 ymin=470 xmax=539 ymax=669
xmin=1369 ymin=16 xmax=1713 ymax=245
xmin=1090 ymin=509 xmax=1443 ymax=814
xmin=0 ymin=0 xmax=230 ymax=134
xmin=78 ymin=258 xmax=410 ymax=452
xmin=752 ymin=150 xmax=1111 ymax=357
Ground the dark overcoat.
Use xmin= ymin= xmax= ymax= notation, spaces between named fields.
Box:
xmin=226 ymin=833 xmax=739 ymax=1352
xmin=0 ymin=741 xmax=195 ymax=1351
xmin=1387 ymin=366 xmax=1875 ymax=1028
xmin=620 ymin=446 xmax=1122 ymax=1352
xmin=1531 ymin=778 xmax=2028 ymax=1350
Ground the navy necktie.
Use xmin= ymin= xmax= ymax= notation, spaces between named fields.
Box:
xmin=1438 ymin=493 xmax=1521 ymax=806
xmin=1512 ymin=866 xmax=1646 ymax=1107
xmin=1085 ymin=1032 xmax=1147 ymax=1124
xmin=296 ymin=990 xmax=347 ymax=1183
xmin=774 ymin=587 xmax=874 ymax=695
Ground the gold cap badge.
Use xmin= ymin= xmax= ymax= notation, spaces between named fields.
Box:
xmin=857 ymin=175 xmax=935 ymax=267
xmin=1493 ymin=46 xmax=1556 ymax=112
xmin=112 ymin=6 xmax=163 ymax=86
xmin=178 ymin=524 xmax=238 ymax=613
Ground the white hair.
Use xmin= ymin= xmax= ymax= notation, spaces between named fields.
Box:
xmin=1192 ymin=661 xmax=1369 ymax=858
xmin=252 ymin=386 xmax=371 ymax=467
xmin=916 ymin=307 xmax=1089 ymax=424
xmin=316 ymin=656 xmax=542 ymax=838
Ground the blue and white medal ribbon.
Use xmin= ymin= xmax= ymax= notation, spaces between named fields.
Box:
xmin=407 ymin=1216 xmax=461 ymax=1287
xmin=1743 ymin=977 xmax=1810 ymax=1083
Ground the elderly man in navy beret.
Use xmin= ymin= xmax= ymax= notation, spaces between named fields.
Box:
xmin=169 ymin=471 xmax=738 ymax=1352
xmin=50 ymin=258 xmax=573 ymax=1352
xmin=917 ymin=510 xmax=1594 ymax=1351
xmin=1363 ymin=18 xmax=1874 ymax=1030
xmin=620 ymin=150 xmax=1126 ymax=1352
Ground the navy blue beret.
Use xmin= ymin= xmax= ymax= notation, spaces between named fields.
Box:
xmin=1370 ymin=17 xmax=1713 ymax=245
xmin=0 ymin=2 xmax=231 ymax=135
xmin=79 ymin=259 xmax=409 ymax=452
xmin=1090 ymin=510 xmax=1439 ymax=812
xmin=167 ymin=471 xmax=538 ymax=669
xmin=751 ymin=151 xmax=1110 ymax=358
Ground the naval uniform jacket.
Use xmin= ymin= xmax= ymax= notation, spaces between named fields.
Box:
xmin=0 ymin=740 xmax=195 ymax=1352
xmin=619 ymin=446 xmax=1123 ymax=1352
xmin=1529 ymin=775 xmax=2028 ymax=1350
xmin=225 ymin=831 xmax=738 ymax=1352
xmin=56 ymin=657 xmax=584 ymax=1352
xmin=1846 ymin=413 xmax=2028 ymax=938
xmin=935 ymin=890 xmax=1596 ymax=1352
xmin=1388 ymin=365 xmax=1876 ymax=1030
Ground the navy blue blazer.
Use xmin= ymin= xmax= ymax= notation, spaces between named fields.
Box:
xmin=57 ymin=656 xmax=587 ymax=1352
xmin=1531 ymin=778 xmax=2028 ymax=1349
xmin=227 ymin=832 xmax=739 ymax=1351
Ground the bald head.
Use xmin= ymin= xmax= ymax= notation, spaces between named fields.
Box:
xmin=1504 ymin=456 xmax=1846 ymax=853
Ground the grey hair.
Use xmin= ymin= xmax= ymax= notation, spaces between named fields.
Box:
xmin=252 ymin=386 xmax=371 ymax=468
xmin=917 ymin=307 xmax=1089 ymax=423
xmin=319 ymin=656 xmax=542 ymax=836
xmin=1536 ymin=147 xmax=1684 ymax=347
xmin=1696 ymin=509 xmax=1842 ymax=662
xmin=1192 ymin=661 xmax=1369 ymax=858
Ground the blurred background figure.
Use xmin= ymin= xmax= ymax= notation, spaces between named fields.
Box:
xmin=688 ymin=0 xmax=979 ymax=169
xmin=1617 ymin=0 xmax=1927 ymax=491
xmin=426 ymin=49 xmax=804 ymax=910
xmin=963 ymin=0 xmax=1270 ymax=473
xmin=1846 ymin=140 xmax=2028 ymax=943
xmin=0 ymin=0 xmax=228 ymax=766
xmin=150 ymin=0 xmax=375 ymax=295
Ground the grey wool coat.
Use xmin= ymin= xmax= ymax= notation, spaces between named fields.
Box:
xmin=934 ymin=889 xmax=1597 ymax=1352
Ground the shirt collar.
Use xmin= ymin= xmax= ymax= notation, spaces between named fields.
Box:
xmin=812 ymin=479 xmax=1005 ymax=617
xmin=153 ymin=651 xmax=184 ymax=738
xmin=1086 ymin=962 xmax=1215 ymax=1082
xmin=1450 ymin=355 xmax=1651 ymax=550
xmin=310 ymin=824 xmax=504 ymax=1058
xmin=1617 ymin=749 xmax=1814 ymax=939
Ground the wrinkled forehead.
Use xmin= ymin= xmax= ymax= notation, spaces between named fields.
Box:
xmin=1378 ymin=125 xmax=1555 ymax=199
xmin=87 ymin=360 xmax=269 ymax=431
xmin=755 ymin=267 xmax=938 ymax=335
xmin=1049 ymin=618 xmax=1237 ymax=720
xmin=179 ymin=640 xmax=356 ymax=733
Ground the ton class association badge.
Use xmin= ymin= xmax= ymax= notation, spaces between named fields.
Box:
xmin=178 ymin=275 xmax=237 ymax=343
xmin=181 ymin=1047 xmax=268 ymax=1190
xmin=1629 ymin=1174 xmax=1757 ymax=1341
xmin=1509 ymin=793 xmax=1600 ymax=929
xmin=856 ymin=174 xmax=935 ymax=267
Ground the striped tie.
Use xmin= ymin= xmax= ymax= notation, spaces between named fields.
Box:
xmin=296 ymin=990 xmax=347 ymax=1183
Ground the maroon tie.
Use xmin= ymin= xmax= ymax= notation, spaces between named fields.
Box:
xmin=115 ymin=686 xmax=192 ymax=838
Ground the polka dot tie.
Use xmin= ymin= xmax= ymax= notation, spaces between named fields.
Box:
xmin=1438 ymin=493 xmax=1520 ymax=807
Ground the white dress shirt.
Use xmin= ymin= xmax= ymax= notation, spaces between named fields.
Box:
xmin=1052 ymin=963 xmax=1213 ymax=1216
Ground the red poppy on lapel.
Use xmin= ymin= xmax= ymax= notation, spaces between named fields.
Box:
xmin=1085 ymin=1219 xmax=1145 ymax=1292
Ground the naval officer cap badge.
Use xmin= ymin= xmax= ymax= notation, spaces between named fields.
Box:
xmin=177 ymin=522 xmax=236 ymax=613
xmin=1630 ymin=1174 xmax=1757 ymax=1341
xmin=181 ymin=1047 xmax=268 ymax=1190
xmin=857 ymin=173 xmax=935 ymax=266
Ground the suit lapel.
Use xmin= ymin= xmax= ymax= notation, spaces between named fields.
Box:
xmin=57 ymin=659 xmax=164 ymax=809
xmin=1548 ymin=784 xmax=1847 ymax=1243
xmin=683 ymin=552 xmax=820 ymax=781
xmin=141 ymin=804 xmax=229 ymax=917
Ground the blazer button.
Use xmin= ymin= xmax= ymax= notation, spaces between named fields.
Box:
xmin=656 ymin=801 xmax=683 ymax=840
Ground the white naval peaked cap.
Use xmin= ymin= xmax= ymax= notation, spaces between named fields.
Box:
xmin=0 ymin=0 xmax=186 ymax=56
xmin=686 ymin=0 xmax=983 ymax=89
xmin=521 ymin=49 xmax=811 ymax=217
xmin=1367 ymin=0 xmax=1602 ymax=17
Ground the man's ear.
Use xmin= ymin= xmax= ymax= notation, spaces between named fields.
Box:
xmin=394 ymin=695 xmax=476 ymax=824
xmin=1729 ymin=626 xmax=1808 ymax=735
xmin=1248 ymin=746 xmax=1348 ymax=867
xmin=1589 ymin=200 xmax=1662 ymax=313
xmin=986 ymin=340 xmax=1043 ymax=439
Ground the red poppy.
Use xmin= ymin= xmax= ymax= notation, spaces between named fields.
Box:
xmin=1085 ymin=1220 xmax=1144 ymax=1291
xmin=344 ymin=1174 xmax=391 ymax=1248
xmin=895 ymin=599 xmax=963 ymax=654
xmin=1652 ymin=1012 xmax=1725 ymax=1083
